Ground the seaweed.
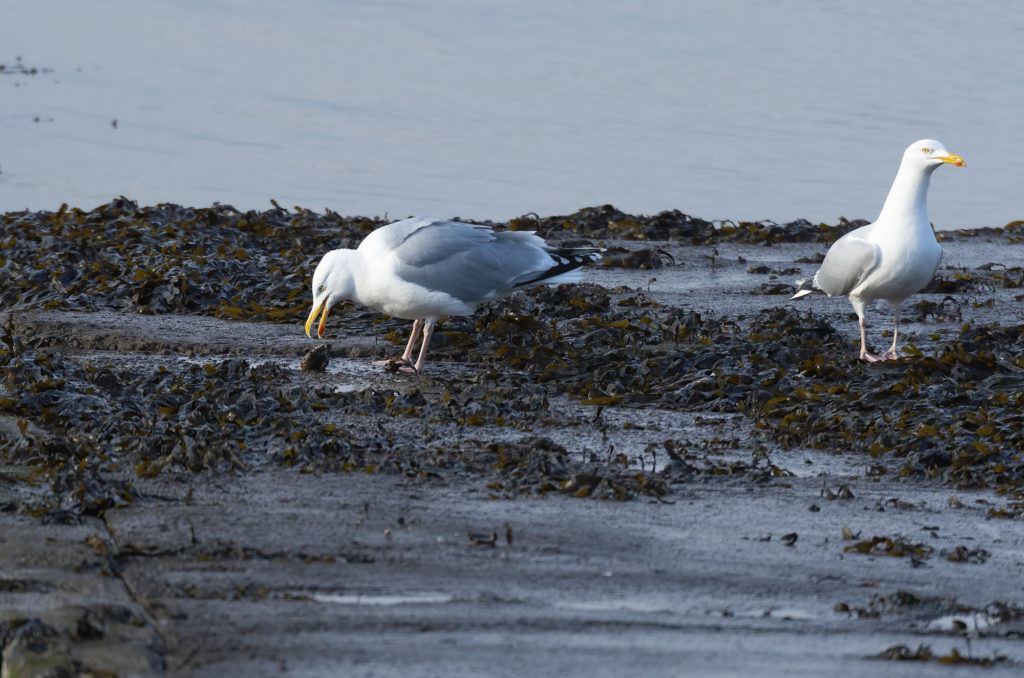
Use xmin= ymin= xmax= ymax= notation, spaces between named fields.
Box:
xmin=4 ymin=199 xmax=1024 ymax=520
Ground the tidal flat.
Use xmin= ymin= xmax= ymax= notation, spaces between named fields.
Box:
xmin=2 ymin=201 xmax=1024 ymax=676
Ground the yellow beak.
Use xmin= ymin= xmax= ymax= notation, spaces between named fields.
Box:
xmin=939 ymin=153 xmax=965 ymax=167
xmin=305 ymin=299 xmax=328 ymax=339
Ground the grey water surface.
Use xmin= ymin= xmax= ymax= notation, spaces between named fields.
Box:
xmin=1 ymin=0 xmax=1021 ymax=226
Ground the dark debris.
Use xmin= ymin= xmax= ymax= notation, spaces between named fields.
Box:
xmin=872 ymin=644 xmax=1007 ymax=665
xmin=4 ymin=200 xmax=1024 ymax=518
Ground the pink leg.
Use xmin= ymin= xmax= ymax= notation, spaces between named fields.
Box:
xmin=372 ymin=319 xmax=422 ymax=366
xmin=858 ymin=315 xmax=882 ymax=362
xmin=882 ymin=304 xmax=901 ymax=361
xmin=400 ymin=319 xmax=424 ymax=363
xmin=401 ymin=320 xmax=435 ymax=374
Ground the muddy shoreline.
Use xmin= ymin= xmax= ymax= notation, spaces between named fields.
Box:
xmin=2 ymin=202 xmax=1024 ymax=676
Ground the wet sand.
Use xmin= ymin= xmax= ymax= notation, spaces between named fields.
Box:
xmin=72 ymin=472 xmax=1024 ymax=677
xmin=3 ymin=207 xmax=1024 ymax=676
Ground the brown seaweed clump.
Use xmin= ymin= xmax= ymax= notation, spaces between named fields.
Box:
xmin=3 ymin=199 xmax=1024 ymax=520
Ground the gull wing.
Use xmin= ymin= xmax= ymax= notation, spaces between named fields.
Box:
xmin=813 ymin=229 xmax=880 ymax=297
xmin=366 ymin=218 xmax=551 ymax=303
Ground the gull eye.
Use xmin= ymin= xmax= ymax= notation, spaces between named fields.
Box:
xmin=921 ymin=147 xmax=931 ymax=154
xmin=317 ymin=284 xmax=325 ymax=293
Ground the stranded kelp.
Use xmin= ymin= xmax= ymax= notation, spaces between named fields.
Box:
xmin=0 ymin=198 xmax=1016 ymax=323
xmin=0 ymin=201 xmax=687 ymax=326
xmin=449 ymin=288 xmax=1024 ymax=497
xmin=4 ymin=199 xmax=1024 ymax=513
xmin=0 ymin=336 xmax=672 ymax=514
xmin=0 ymin=199 xmax=382 ymax=323
xmin=872 ymin=644 xmax=1008 ymax=666
xmin=739 ymin=322 xmax=1024 ymax=494
xmin=509 ymin=204 xmax=868 ymax=245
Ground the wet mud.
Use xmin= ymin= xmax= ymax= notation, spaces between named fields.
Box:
xmin=2 ymin=200 xmax=1024 ymax=676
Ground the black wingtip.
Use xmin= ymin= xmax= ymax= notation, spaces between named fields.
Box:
xmin=514 ymin=248 xmax=602 ymax=288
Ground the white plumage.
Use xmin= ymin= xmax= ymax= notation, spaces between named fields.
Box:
xmin=792 ymin=139 xmax=964 ymax=361
xmin=305 ymin=217 xmax=601 ymax=373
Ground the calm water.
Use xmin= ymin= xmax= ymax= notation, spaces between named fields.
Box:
xmin=1 ymin=0 xmax=1022 ymax=227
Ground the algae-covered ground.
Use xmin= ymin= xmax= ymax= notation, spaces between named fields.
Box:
xmin=2 ymin=200 xmax=1024 ymax=676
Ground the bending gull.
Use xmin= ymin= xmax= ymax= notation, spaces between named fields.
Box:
xmin=792 ymin=139 xmax=964 ymax=361
xmin=305 ymin=217 xmax=601 ymax=373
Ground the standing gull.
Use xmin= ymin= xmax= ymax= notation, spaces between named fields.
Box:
xmin=792 ymin=139 xmax=964 ymax=361
xmin=305 ymin=217 xmax=601 ymax=373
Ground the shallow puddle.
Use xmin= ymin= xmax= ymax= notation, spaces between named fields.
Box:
xmin=926 ymin=612 xmax=997 ymax=633
xmin=308 ymin=592 xmax=456 ymax=606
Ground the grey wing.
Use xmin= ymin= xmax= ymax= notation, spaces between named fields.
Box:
xmin=391 ymin=219 xmax=499 ymax=267
xmin=377 ymin=219 xmax=549 ymax=303
xmin=359 ymin=217 xmax=492 ymax=259
xmin=813 ymin=233 xmax=880 ymax=296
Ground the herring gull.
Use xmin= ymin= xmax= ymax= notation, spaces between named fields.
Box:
xmin=305 ymin=217 xmax=601 ymax=373
xmin=792 ymin=139 xmax=964 ymax=361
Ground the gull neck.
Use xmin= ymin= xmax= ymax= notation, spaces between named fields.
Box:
xmin=877 ymin=161 xmax=936 ymax=227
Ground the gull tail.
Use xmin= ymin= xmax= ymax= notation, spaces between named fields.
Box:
xmin=790 ymin=277 xmax=817 ymax=300
xmin=516 ymin=247 xmax=604 ymax=288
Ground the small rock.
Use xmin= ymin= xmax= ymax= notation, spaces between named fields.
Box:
xmin=468 ymin=532 xmax=497 ymax=547
xmin=301 ymin=344 xmax=330 ymax=372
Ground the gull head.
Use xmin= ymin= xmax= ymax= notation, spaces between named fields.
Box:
xmin=304 ymin=249 xmax=354 ymax=339
xmin=904 ymin=139 xmax=965 ymax=170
